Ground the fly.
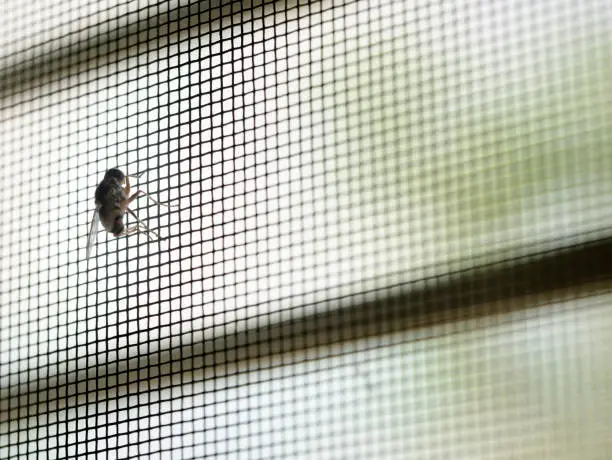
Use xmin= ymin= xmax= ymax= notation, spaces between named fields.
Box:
xmin=86 ymin=168 xmax=173 ymax=258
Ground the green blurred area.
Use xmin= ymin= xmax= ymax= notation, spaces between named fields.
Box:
xmin=312 ymin=7 xmax=612 ymax=273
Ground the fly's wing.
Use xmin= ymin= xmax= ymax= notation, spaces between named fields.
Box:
xmin=86 ymin=208 xmax=100 ymax=259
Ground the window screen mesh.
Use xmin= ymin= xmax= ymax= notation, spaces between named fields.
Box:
xmin=1 ymin=0 xmax=612 ymax=458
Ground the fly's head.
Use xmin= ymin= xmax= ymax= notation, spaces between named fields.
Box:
xmin=104 ymin=168 xmax=125 ymax=185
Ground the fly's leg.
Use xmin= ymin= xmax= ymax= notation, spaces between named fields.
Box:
xmin=122 ymin=225 xmax=140 ymax=236
xmin=120 ymin=190 xmax=177 ymax=212
xmin=122 ymin=170 xmax=146 ymax=195
xmin=135 ymin=190 xmax=177 ymax=208
xmin=124 ymin=174 xmax=131 ymax=197
xmin=128 ymin=171 xmax=146 ymax=180
xmin=126 ymin=208 xmax=161 ymax=240
xmin=119 ymin=189 xmax=140 ymax=213
xmin=120 ymin=222 xmax=156 ymax=241
xmin=114 ymin=224 xmax=139 ymax=237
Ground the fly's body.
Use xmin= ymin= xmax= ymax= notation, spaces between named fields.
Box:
xmin=95 ymin=168 xmax=128 ymax=236
xmin=86 ymin=168 xmax=174 ymax=258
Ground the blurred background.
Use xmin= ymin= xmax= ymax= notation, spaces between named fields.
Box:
xmin=1 ymin=0 xmax=611 ymax=458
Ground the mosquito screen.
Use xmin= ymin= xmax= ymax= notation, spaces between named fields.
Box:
xmin=1 ymin=0 xmax=612 ymax=459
